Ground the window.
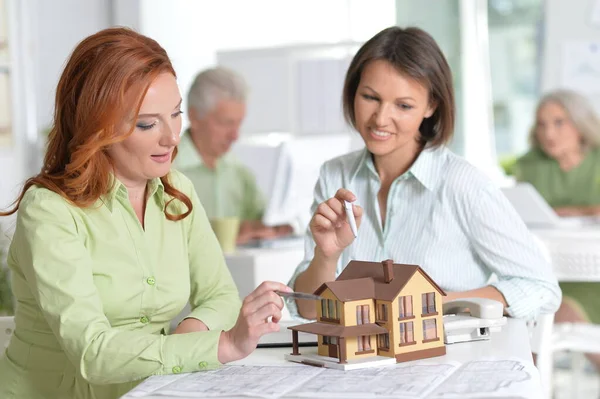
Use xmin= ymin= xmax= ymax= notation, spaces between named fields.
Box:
xmin=398 ymin=295 xmax=413 ymax=318
xmin=378 ymin=333 xmax=390 ymax=350
xmin=320 ymin=299 xmax=340 ymax=321
xmin=421 ymin=292 xmax=436 ymax=315
xmin=377 ymin=303 xmax=388 ymax=321
xmin=0 ymin=0 xmax=12 ymax=147
xmin=356 ymin=305 xmax=370 ymax=324
xmin=323 ymin=336 xmax=338 ymax=345
xmin=423 ymin=319 xmax=438 ymax=341
xmin=398 ymin=321 xmax=414 ymax=345
xmin=357 ymin=335 xmax=371 ymax=352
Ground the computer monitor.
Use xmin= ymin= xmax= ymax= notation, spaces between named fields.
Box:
xmin=231 ymin=133 xmax=353 ymax=230
xmin=501 ymin=182 xmax=599 ymax=228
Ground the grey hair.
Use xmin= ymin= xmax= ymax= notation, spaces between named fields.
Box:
xmin=187 ymin=67 xmax=248 ymax=118
xmin=529 ymin=89 xmax=600 ymax=149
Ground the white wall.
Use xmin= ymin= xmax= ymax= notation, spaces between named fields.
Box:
xmin=31 ymin=0 xmax=111 ymax=132
xmin=139 ymin=0 xmax=396 ymax=132
xmin=542 ymin=0 xmax=600 ymax=110
xmin=1 ymin=0 xmax=112 ymax=208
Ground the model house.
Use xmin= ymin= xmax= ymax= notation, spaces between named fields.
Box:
xmin=288 ymin=259 xmax=446 ymax=365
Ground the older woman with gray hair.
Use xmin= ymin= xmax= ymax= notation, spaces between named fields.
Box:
xmin=515 ymin=88 xmax=600 ymax=372
xmin=174 ymin=67 xmax=295 ymax=245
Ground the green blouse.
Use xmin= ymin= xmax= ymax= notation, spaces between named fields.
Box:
xmin=515 ymin=147 xmax=600 ymax=207
xmin=0 ymin=170 xmax=241 ymax=399
xmin=515 ymin=147 xmax=600 ymax=324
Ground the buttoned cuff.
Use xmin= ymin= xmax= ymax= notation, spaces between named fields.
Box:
xmin=161 ymin=329 xmax=223 ymax=375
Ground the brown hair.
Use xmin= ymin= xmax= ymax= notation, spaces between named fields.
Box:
xmin=343 ymin=26 xmax=455 ymax=148
xmin=1 ymin=27 xmax=192 ymax=220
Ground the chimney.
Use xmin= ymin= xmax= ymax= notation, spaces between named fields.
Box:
xmin=382 ymin=259 xmax=394 ymax=283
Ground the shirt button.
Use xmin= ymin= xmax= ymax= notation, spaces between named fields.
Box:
xmin=172 ymin=366 xmax=182 ymax=374
xmin=146 ymin=276 xmax=156 ymax=286
xmin=140 ymin=316 xmax=149 ymax=324
xmin=198 ymin=361 xmax=208 ymax=369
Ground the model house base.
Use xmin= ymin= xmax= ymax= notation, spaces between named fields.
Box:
xmin=284 ymin=351 xmax=397 ymax=370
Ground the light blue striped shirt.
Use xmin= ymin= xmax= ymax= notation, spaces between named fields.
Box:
xmin=286 ymin=146 xmax=561 ymax=320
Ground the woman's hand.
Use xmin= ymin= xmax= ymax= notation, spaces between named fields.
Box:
xmin=217 ymin=281 xmax=292 ymax=363
xmin=310 ymin=188 xmax=363 ymax=259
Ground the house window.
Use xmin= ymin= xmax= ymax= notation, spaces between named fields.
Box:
xmin=421 ymin=292 xmax=436 ymax=315
xmin=377 ymin=303 xmax=388 ymax=321
xmin=323 ymin=336 xmax=338 ymax=345
xmin=398 ymin=295 xmax=413 ymax=318
xmin=356 ymin=305 xmax=370 ymax=324
xmin=378 ymin=333 xmax=390 ymax=350
xmin=357 ymin=335 xmax=371 ymax=352
xmin=423 ymin=319 xmax=438 ymax=341
xmin=321 ymin=299 xmax=340 ymax=321
xmin=398 ymin=321 xmax=414 ymax=345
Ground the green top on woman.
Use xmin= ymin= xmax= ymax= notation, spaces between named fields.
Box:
xmin=515 ymin=147 xmax=600 ymax=324
xmin=0 ymin=170 xmax=241 ymax=399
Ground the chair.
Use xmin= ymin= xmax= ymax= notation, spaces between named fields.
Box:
xmin=0 ymin=316 xmax=14 ymax=354
xmin=532 ymin=231 xmax=600 ymax=398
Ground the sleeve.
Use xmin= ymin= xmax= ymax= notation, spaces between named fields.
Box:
xmin=284 ymin=163 xmax=330 ymax=321
xmin=240 ymin=166 xmax=265 ymax=221
xmin=184 ymin=184 xmax=241 ymax=331
xmin=466 ymin=185 xmax=562 ymax=319
xmin=13 ymin=189 xmax=232 ymax=385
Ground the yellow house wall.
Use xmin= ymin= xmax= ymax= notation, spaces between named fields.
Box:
xmin=315 ymin=293 xmax=378 ymax=360
xmin=342 ymin=299 xmax=377 ymax=361
xmin=373 ymin=300 xmax=394 ymax=357
xmin=388 ymin=272 xmax=445 ymax=357
xmin=316 ymin=288 xmax=344 ymax=357
xmin=315 ymin=289 xmax=346 ymax=324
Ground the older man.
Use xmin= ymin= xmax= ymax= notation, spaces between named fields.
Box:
xmin=175 ymin=67 xmax=294 ymax=243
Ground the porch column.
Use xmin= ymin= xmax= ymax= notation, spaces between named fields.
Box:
xmin=291 ymin=330 xmax=300 ymax=355
xmin=338 ymin=337 xmax=347 ymax=364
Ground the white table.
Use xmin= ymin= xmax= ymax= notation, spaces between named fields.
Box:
xmin=141 ymin=318 xmax=542 ymax=398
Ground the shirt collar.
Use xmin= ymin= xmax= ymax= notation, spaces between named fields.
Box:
xmin=409 ymin=146 xmax=445 ymax=191
xmin=350 ymin=145 xmax=446 ymax=191
xmin=102 ymin=175 xmax=166 ymax=212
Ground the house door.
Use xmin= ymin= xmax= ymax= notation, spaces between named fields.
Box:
xmin=329 ymin=344 xmax=337 ymax=358
xmin=324 ymin=336 xmax=339 ymax=358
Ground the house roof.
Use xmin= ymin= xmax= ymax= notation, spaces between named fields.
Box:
xmin=315 ymin=260 xmax=446 ymax=302
xmin=288 ymin=322 xmax=388 ymax=337
xmin=314 ymin=277 xmax=375 ymax=301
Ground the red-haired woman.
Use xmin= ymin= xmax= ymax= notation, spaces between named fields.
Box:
xmin=0 ymin=27 xmax=290 ymax=399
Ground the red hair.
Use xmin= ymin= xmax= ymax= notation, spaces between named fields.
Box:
xmin=1 ymin=27 xmax=192 ymax=220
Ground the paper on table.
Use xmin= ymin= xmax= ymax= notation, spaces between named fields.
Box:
xmin=121 ymin=358 xmax=539 ymax=399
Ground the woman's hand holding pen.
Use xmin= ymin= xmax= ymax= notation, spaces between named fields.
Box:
xmin=217 ymin=281 xmax=292 ymax=363
xmin=310 ymin=188 xmax=363 ymax=259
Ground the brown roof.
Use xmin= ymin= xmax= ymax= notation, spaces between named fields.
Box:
xmin=317 ymin=260 xmax=446 ymax=302
xmin=288 ymin=322 xmax=388 ymax=337
xmin=314 ymin=277 xmax=375 ymax=301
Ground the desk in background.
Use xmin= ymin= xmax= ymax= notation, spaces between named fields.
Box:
xmin=171 ymin=245 xmax=304 ymax=328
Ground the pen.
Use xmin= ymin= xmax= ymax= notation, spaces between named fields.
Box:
xmin=344 ymin=200 xmax=358 ymax=238
xmin=275 ymin=290 xmax=323 ymax=301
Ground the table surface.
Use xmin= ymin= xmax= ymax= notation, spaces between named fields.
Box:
xmin=140 ymin=318 xmax=541 ymax=398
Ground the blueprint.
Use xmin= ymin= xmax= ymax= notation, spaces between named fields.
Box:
xmin=122 ymin=358 xmax=540 ymax=399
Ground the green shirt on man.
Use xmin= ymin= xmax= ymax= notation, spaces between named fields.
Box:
xmin=173 ymin=131 xmax=264 ymax=221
